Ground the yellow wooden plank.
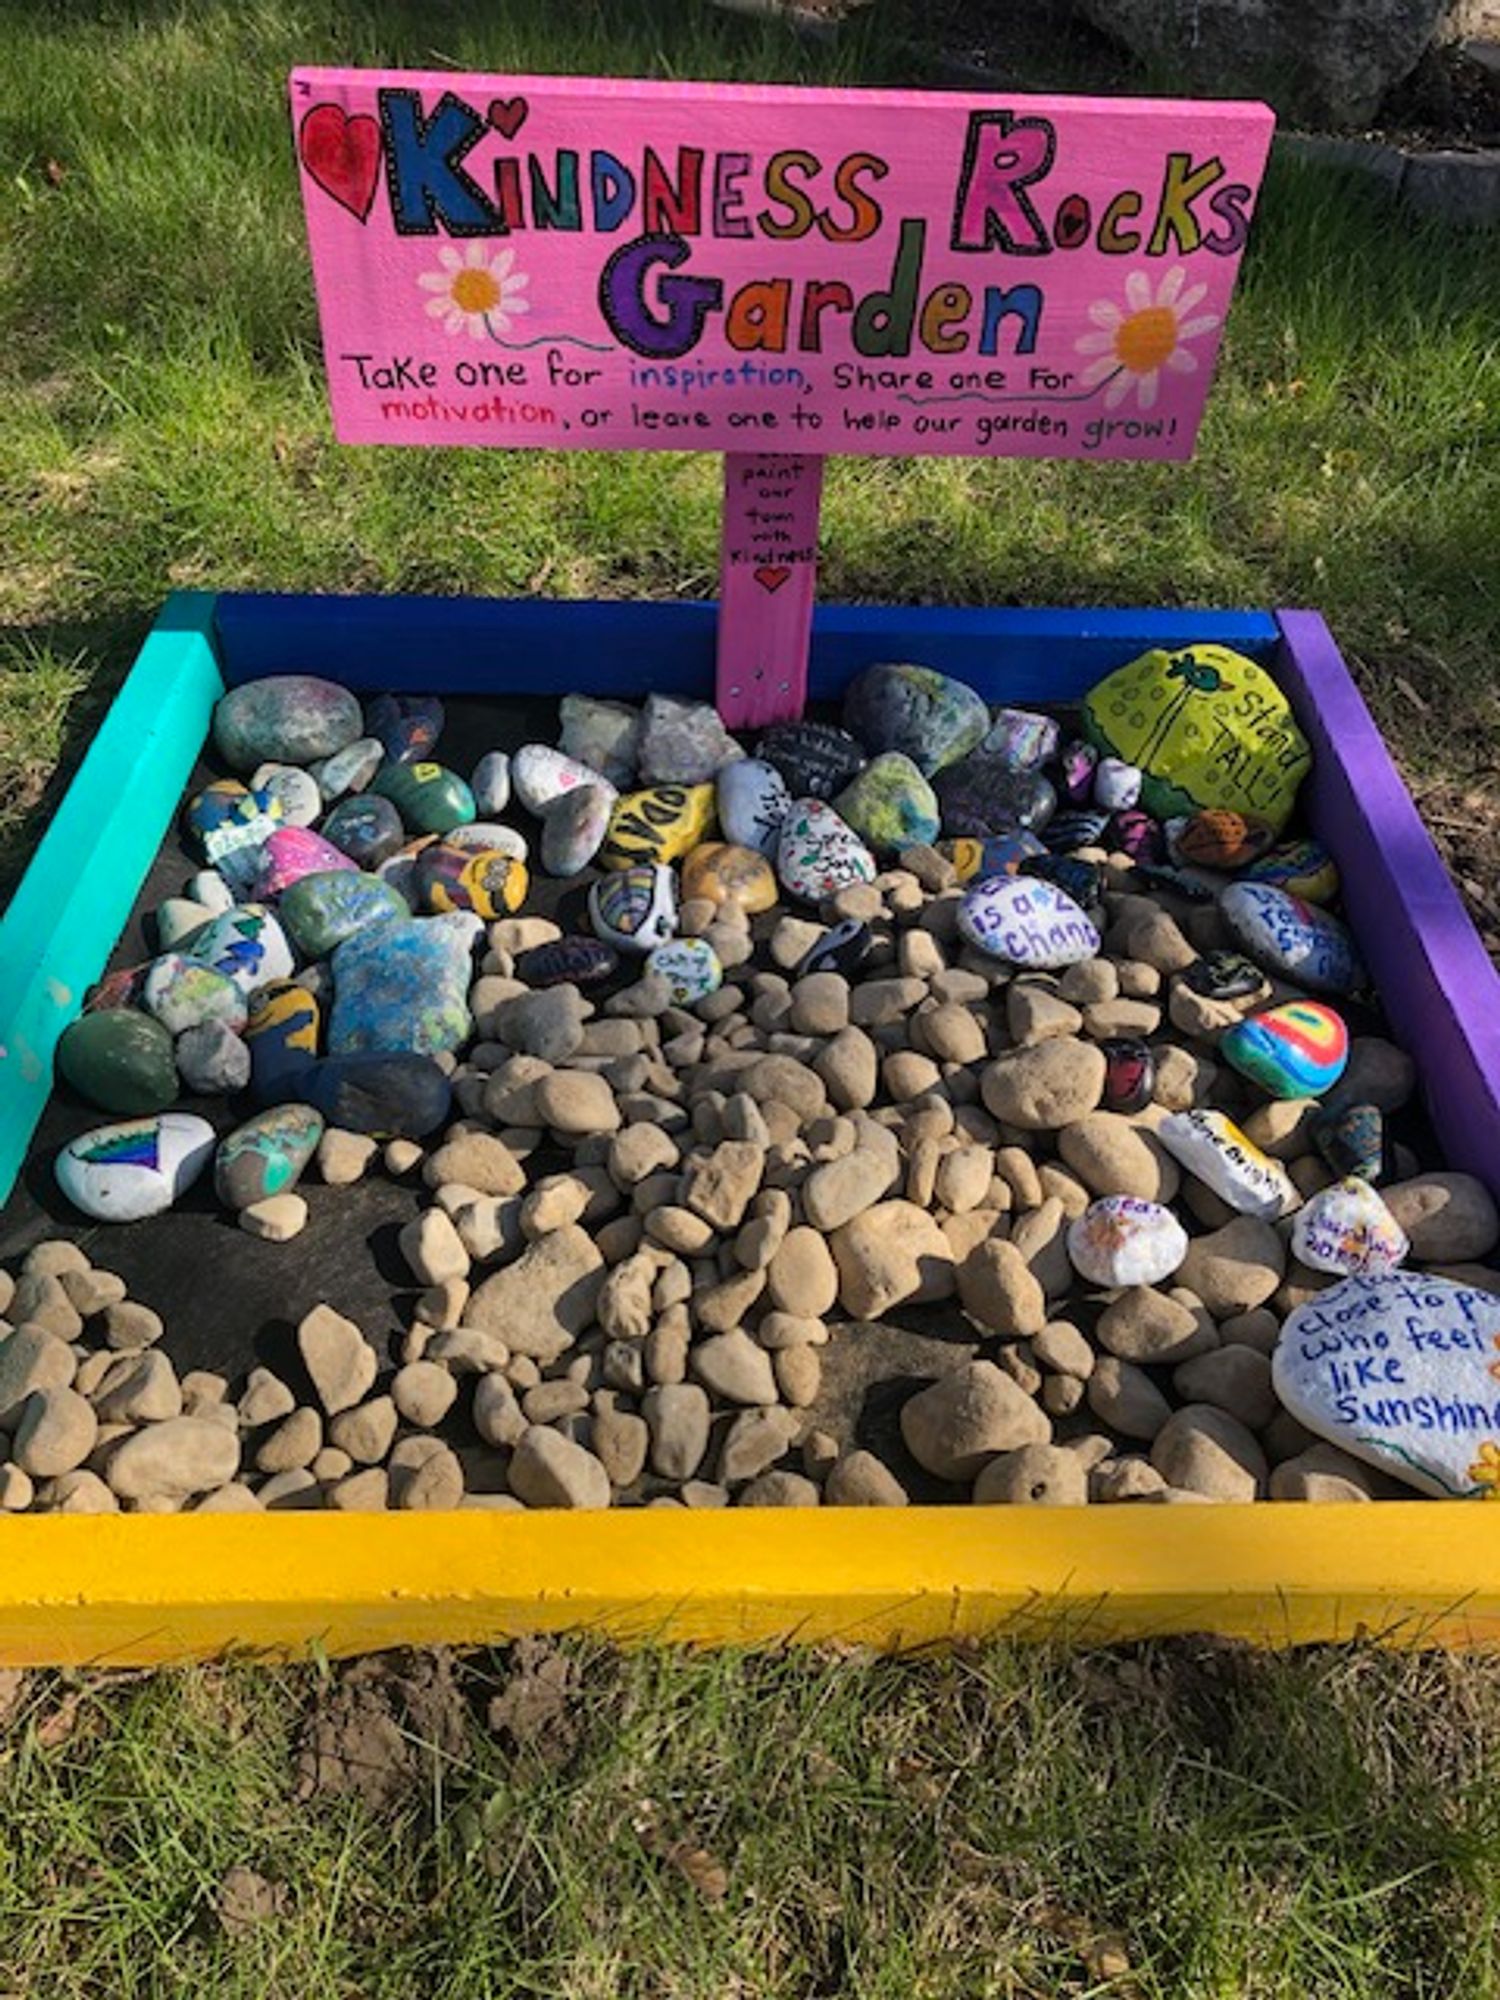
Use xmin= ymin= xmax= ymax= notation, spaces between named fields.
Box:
xmin=0 ymin=1505 xmax=1497 ymax=1664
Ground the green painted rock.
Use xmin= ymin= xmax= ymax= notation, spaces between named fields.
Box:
xmin=213 ymin=676 xmax=363 ymax=775
xmin=278 ymin=871 xmax=410 ymax=960
xmin=57 ymin=1011 xmax=178 ymax=1115
xmin=833 ymin=752 xmax=939 ymax=854
xmin=213 ymin=1102 xmax=324 ymax=1211
xmin=370 ymin=759 xmax=476 ymax=834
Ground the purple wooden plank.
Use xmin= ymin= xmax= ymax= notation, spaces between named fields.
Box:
xmin=1276 ymin=611 xmax=1500 ymax=1200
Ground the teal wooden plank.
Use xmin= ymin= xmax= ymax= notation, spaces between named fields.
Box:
xmin=0 ymin=593 xmax=223 ymax=1201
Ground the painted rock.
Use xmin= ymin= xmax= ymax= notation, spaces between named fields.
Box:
xmin=933 ymin=756 xmax=1057 ymax=838
xmin=1170 ymin=807 xmax=1278 ymax=874
xmin=213 ymin=1103 xmax=324 ymax=1211
xmin=214 ymin=675 xmax=363 ymax=774
xmin=1100 ymin=1037 xmax=1156 ymax=1115
xmin=1108 ymin=809 xmax=1164 ymax=865
xmin=1271 ymin=1274 xmax=1500 ymax=1498
xmin=1291 ymin=1178 xmax=1409 ymax=1278
xmin=1220 ymin=883 xmax=1364 ymax=997
xmin=57 ymin=1011 xmax=178 ymax=1116
xmin=321 ymin=793 xmax=406 ymax=871
xmin=842 ymin=663 xmax=988 ymax=775
xmin=1311 ymin=1101 xmax=1386 ymax=1184
xmin=833 ymin=753 xmax=940 ymax=854
xmin=600 ymin=783 xmax=716 ymax=870
xmin=756 ymin=721 xmax=866 ymax=801
xmin=1023 ymin=855 xmax=1105 ymax=907
xmin=278 ymin=871 xmax=409 ymax=960
xmin=245 ymin=981 xmax=321 ymax=1100
xmin=1041 ymin=807 xmax=1110 ymax=854
xmin=942 ymin=831 xmax=1049 ymax=883
xmin=957 ymin=875 xmax=1100 ymax=969
xmin=1181 ymin=951 xmax=1269 ymax=1002
xmin=250 ymin=763 xmax=323 ymax=828
xmin=1082 ymin=644 xmax=1311 ymax=831
xmin=86 ymin=964 xmax=149 ymax=1013
xmin=329 ymin=914 xmax=479 ymax=1056
xmin=55 ymin=1112 xmax=216 ymax=1222
xmin=176 ymin=1020 xmax=251 ymax=1096
xmin=515 ymin=936 xmax=620 ymax=989
xmin=589 ymin=864 xmax=677 ymax=953
xmin=646 ymin=936 xmax=724 ymax=1006
xmin=717 ymin=757 xmax=793 ymax=857
xmin=154 ymin=897 xmax=216 ymax=951
xmin=142 ymin=954 xmax=247 ymax=1036
xmin=1060 ymin=739 xmax=1098 ymax=803
xmin=559 ymin=695 xmax=642 ymax=788
xmin=186 ymin=870 xmax=234 ymax=915
xmin=511 ymin=743 xmax=615 ymax=816
xmin=980 ymin=707 xmax=1059 ymax=770
xmin=365 ymin=693 xmax=443 ymax=765
xmin=1093 ymin=757 xmax=1143 ymax=812
xmin=795 ymin=918 xmax=875 ymax=980
xmin=1132 ymin=860 xmax=1216 ymax=904
xmin=370 ymin=759 xmax=476 ymax=835
xmin=541 ymin=784 xmax=613 ymax=877
xmin=776 ymin=800 xmax=877 ymax=902
xmin=1067 ymin=1196 xmax=1188 ymax=1288
xmin=295 ymin=1053 xmax=452 ymax=1138
xmin=179 ymin=905 xmax=294 ymax=997
xmin=414 ymin=844 xmax=528 ymax=917
xmin=1221 ymin=1000 xmax=1350 ymax=1100
xmin=471 ymin=751 xmax=512 ymax=816
xmin=254 ymin=826 xmax=357 ymax=897
xmin=680 ymin=842 xmax=778 ymax=915
xmin=186 ymin=779 xmax=281 ymax=889
xmin=1157 ymin=1108 xmax=1299 ymax=1220
xmin=317 ymin=735 xmax=384 ymax=802
xmin=1243 ymin=836 xmax=1340 ymax=904
xmin=638 ymin=694 xmax=744 ymax=786
xmin=442 ymin=821 xmax=528 ymax=860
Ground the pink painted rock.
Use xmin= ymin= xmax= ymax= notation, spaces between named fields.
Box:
xmin=255 ymin=826 xmax=357 ymax=897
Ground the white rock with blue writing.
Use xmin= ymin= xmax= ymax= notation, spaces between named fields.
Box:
xmin=957 ymin=874 xmax=1100 ymax=969
xmin=1272 ymin=1273 xmax=1500 ymax=1497
xmin=1291 ymin=1177 xmax=1409 ymax=1277
xmin=1220 ymin=882 xmax=1364 ymax=996
xmin=1158 ymin=1108 xmax=1299 ymax=1220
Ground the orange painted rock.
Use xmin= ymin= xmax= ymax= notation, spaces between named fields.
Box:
xmin=1171 ymin=808 xmax=1277 ymax=873
xmin=680 ymin=841 xmax=777 ymax=915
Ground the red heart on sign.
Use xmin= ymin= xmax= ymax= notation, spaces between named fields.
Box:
xmin=488 ymin=97 xmax=530 ymax=139
xmin=754 ymin=566 xmax=792 ymax=594
xmin=299 ymin=104 xmax=381 ymax=222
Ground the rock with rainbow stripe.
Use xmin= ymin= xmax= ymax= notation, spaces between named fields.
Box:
xmin=1220 ymin=1000 xmax=1350 ymax=1099
xmin=55 ymin=1112 xmax=216 ymax=1222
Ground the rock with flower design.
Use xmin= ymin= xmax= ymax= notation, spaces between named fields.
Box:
xmin=843 ymin=664 xmax=989 ymax=776
xmin=1067 ymin=1196 xmax=1188 ymax=1288
xmin=370 ymin=760 xmax=476 ymax=836
xmin=776 ymin=801 xmax=877 ymax=903
xmin=213 ymin=676 xmax=363 ymax=774
xmin=55 ymin=1112 xmax=217 ymax=1222
xmin=1291 ymin=1179 xmax=1409 ymax=1277
xmin=1272 ymin=1274 xmax=1500 ymax=1498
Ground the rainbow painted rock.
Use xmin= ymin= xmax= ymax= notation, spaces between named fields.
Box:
xmin=600 ymin=783 xmax=716 ymax=870
xmin=214 ymin=675 xmax=363 ymax=774
xmin=1082 ymin=644 xmax=1311 ymax=832
xmin=1068 ymin=1197 xmax=1188 ymax=1288
xmin=1157 ymin=1109 xmax=1299 ymax=1221
xmin=179 ymin=904 xmax=294 ymax=997
xmin=646 ymin=935 xmax=724 ymax=1005
xmin=680 ymin=842 xmax=778 ymax=915
xmin=55 ymin=1112 xmax=216 ymax=1222
xmin=1291 ymin=1178 xmax=1409 ymax=1277
xmin=957 ymin=875 xmax=1100 ymax=969
xmin=1221 ymin=1001 xmax=1350 ymax=1099
xmin=1243 ymin=837 xmax=1340 ymax=904
xmin=775 ymin=801 xmax=876 ymax=903
xmin=213 ymin=1102 xmax=324 ymax=1211
xmin=371 ymin=760 xmax=476 ymax=835
xmin=412 ymin=843 xmax=528 ymax=917
xmin=515 ymin=936 xmax=620 ymax=989
xmin=833 ymin=753 xmax=940 ymax=853
xmin=365 ymin=693 xmax=443 ymax=764
xmin=1170 ymin=809 xmax=1278 ymax=873
xmin=321 ymin=793 xmax=406 ymax=871
xmin=254 ymin=826 xmax=357 ymax=897
xmin=589 ymin=864 xmax=677 ymax=953
xmin=278 ymin=871 xmax=410 ymax=960
xmin=245 ymin=980 xmax=320 ymax=1100
xmin=57 ymin=1011 xmax=178 ymax=1116
xmin=941 ymin=830 xmax=1048 ymax=884
xmin=329 ymin=913 xmax=479 ymax=1056
xmin=1220 ymin=883 xmax=1364 ymax=997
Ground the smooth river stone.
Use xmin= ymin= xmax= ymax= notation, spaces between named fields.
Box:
xmin=717 ymin=757 xmax=793 ymax=857
xmin=55 ymin=1112 xmax=216 ymax=1222
xmin=329 ymin=913 xmax=479 ymax=1056
xmin=589 ymin=864 xmax=678 ymax=953
xmin=638 ymin=694 xmax=744 ymax=786
xmin=1272 ymin=1274 xmax=1500 ymax=1498
xmin=365 ymin=693 xmax=443 ymax=765
xmin=956 ymin=875 xmax=1100 ymax=969
xmin=1243 ymin=836 xmax=1339 ymax=905
xmin=470 ymin=751 xmax=511 ymax=815
xmin=317 ymin=736 xmax=384 ymax=803
xmin=1221 ymin=1000 xmax=1350 ymax=1099
xmin=214 ymin=1102 xmax=324 ymax=1211
xmin=321 ymin=793 xmax=406 ymax=871
xmin=295 ymin=1053 xmax=452 ymax=1138
xmin=541 ymin=784 xmax=613 ymax=877
xmin=176 ymin=1020 xmax=251 ymax=1096
xmin=1220 ymin=883 xmax=1364 ymax=997
xmin=680 ymin=842 xmax=777 ymax=915
xmin=1311 ymin=1101 xmax=1386 ymax=1184
xmin=245 ymin=981 xmax=321 ymax=1102
xmin=1099 ymin=1037 xmax=1155 ymax=1115
xmin=833 ymin=753 xmax=939 ymax=854
xmin=250 ymin=763 xmax=323 ymax=828
xmin=214 ymin=675 xmax=363 ymax=774
xmin=1093 ymin=757 xmax=1142 ymax=812
xmin=515 ymin=936 xmax=620 ymax=989
xmin=1157 ymin=1109 xmax=1299 ymax=1221
xmin=1170 ymin=808 xmax=1277 ymax=873
xmin=980 ymin=707 xmax=1059 ymax=770
xmin=933 ymin=755 xmax=1057 ymax=838
xmin=756 ymin=722 xmax=865 ymax=801
xmin=179 ymin=904 xmax=294 ymax=997
xmin=511 ymin=743 xmax=615 ymax=815
xmin=278 ymin=871 xmax=409 ymax=960
xmin=776 ymin=801 xmax=877 ymax=903
xmin=370 ymin=760 xmax=476 ymax=835
xmin=154 ymin=897 xmax=216 ymax=951
xmin=142 ymin=955 xmax=247 ymax=1036
xmin=646 ymin=936 xmax=724 ymax=1006
xmin=559 ymin=695 xmax=642 ymax=788
xmin=842 ymin=663 xmax=988 ymax=776
xmin=600 ymin=783 xmax=716 ymax=870
xmin=254 ymin=826 xmax=357 ymax=897
xmin=57 ymin=1011 xmax=179 ymax=1116
xmin=1291 ymin=1178 xmax=1409 ymax=1277
xmin=1067 ymin=1196 xmax=1188 ymax=1288
xmin=186 ymin=870 xmax=234 ymax=915
xmin=942 ymin=831 xmax=1048 ymax=884
xmin=413 ymin=843 xmax=528 ymax=917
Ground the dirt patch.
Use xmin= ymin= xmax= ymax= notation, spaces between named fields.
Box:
xmin=485 ymin=1634 xmax=584 ymax=1763
xmin=214 ymin=1864 xmax=288 ymax=1937
xmin=294 ymin=1649 xmax=470 ymax=1809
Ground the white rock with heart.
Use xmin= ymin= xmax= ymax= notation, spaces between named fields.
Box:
xmin=511 ymin=743 xmax=617 ymax=815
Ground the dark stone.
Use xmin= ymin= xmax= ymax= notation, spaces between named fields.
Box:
xmin=1024 ymin=855 xmax=1105 ymax=907
xmin=1131 ymin=862 xmax=1218 ymax=904
xmin=1109 ymin=807 xmax=1165 ymax=864
xmin=365 ymin=693 xmax=444 ymax=764
xmin=321 ymin=792 xmax=405 ymax=870
xmin=840 ymin=663 xmax=988 ymax=775
xmin=756 ymin=721 xmax=866 ymax=801
xmin=1041 ymin=807 xmax=1110 ymax=853
xmin=1310 ymin=1100 xmax=1386 ymax=1183
xmin=1182 ymin=950 xmax=1266 ymax=1000
xmin=514 ymin=936 xmax=621 ymax=989
xmin=795 ymin=918 xmax=875 ymax=980
xmin=933 ymin=755 xmax=1057 ymax=838
xmin=56 ymin=1011 xmax=178 ymax=1116
xmin=288 ymin=1053 xmax=453 ymax=1138
xmin=1099 ymin=1037 xmax=1156 ymax=1115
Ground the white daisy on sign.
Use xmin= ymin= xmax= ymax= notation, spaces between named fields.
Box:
xmin=1074 ymin=266 xmax=1220 ymax=411
xmin=417 ymin=244 xmax=530 ymax=339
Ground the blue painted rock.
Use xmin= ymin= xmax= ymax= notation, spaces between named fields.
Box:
xmin=833 ymin=753 xmax=940 ymax=854
xmin=249 ymin=763 xmax=322 ymax=828
xmin=776 ymin=801 xmax=877 ymax=902
xmin=471 ymin=750 xmax=512 ymax=815
xmin=214 ymin=675 xmax=363 ymax=773
xmin=142 ymin=954 xmax=247 ymax=1036
xmin=559 ymin=695 xmax=642 ymax=787
xmin=511 ymin=743 xmax=615 ymax=815
xmin=370 ymin=759 xmax=476 ymax=835
xmin=957 ymin=876 xmax=1100 ymax=969
xmin=1109 ymin=809 xmax=1164 ymax=864
xmin=1157 ymin=1109 xmax=1298 ymax=1220
xmin=1023 ymin=855 xmax=1105 ymax=907
xmin=55 ymin=1112 xmax=216 ymax=1222
xmin=980 ymin=707 xmax=1059 ymax=770
xmin=756 ymin=722 xmax=865 ymax=801
xmin=600 ymin=783 xmax=715 ymax=870
xmin=329 ymin=913 xmax=479 ymax=1055
xmin=1099 ymin=1037 xmax=1156 ymax=1115
xmin=1068 ymin=1197 xmax=1188 ymax=1288
xmin=443 ymin=821 xmax=528 ymax=860
xmin=179 ymin=904 xmax=294 ymax=997
xmin=1059 ymin=739 xmax=1098 ymax=803
xmin=278 ymin=871 xmax=410 ymax=960
xmin=321 ymin=793 xmax=406 ymax=870
xmin=589 ymin=864 xmax=677 ymax=953
xmin=1220 ymin=883 xmax=1364 ymax=996
xmin=842 ymin=663 xmax=988 ymax=775
xmin=254 ymin=826 xmax=357 ymax=897
xmin=294 ymin=1053 xmax=452 ymax=1138
xmin=1291 ymin=1178 xmax=1408 ymax=1278
xmin=1181 ymin=951 xmax=1268 ymax=1001
xmin=934 ymin=756 xmax=1057 ymax=838
xmin=245 ymin=980 xmax=321 ymax=1100
xmin=175 ymin=1020 xmax=251 ymax=1096
xmin=1040 ymin=807 xmax=1110 ymax=854
xmin=647 ymin=936 xmax=724 ymax=1005
xmin=57 ymin=1011 xmax=178 ymax=1115
xmin=638 ymin=694 xmax=744 ymax=786
xmin=412 ymin=844 xmax=528 ymax=917
xmin=1221 ymin=1000 xmax=1350 ymax=1099
xmin=515 ymin=936 xmax=620 ymax=989
xmin=1310 ymin=1100 xmax=1385 ymax=1183
xmin=1093 ymin=757 xmax=1142 ymax=812
xmin=680 ymin=842 xmax=777 ymax=915
xmin=213 ymin=1102 xmax=324 ymax=1211
xmin=794 ymin=918 xmax=875 ymax=980
xmin=317 ymin=735 xmax=384 ymax=802
xmin=365 ymin=693 xmax=444 ymax=764
xmin=717 ymin=757 xmax=793 ymax=857
xmin=1170 ymin=808 xmax=1278 ymax=873
xmin=1243 ymin=836 xmax=1340 ymax=904
xmin=941 ymin=831 xmax=1049 ymax=884
xmin=185 ymin=779 xmax=281 ymax=888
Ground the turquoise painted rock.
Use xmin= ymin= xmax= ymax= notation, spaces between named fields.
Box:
xmin=179 ymin=904 xmax=294 ymax=997
xmin=833 ymin=753 xmax=940 ymax=854
xmin=254 ymin=826 xmax=356 ymax=897
xmin=213 ymin=675 xmax=363 ymax=774
xmin=57 ymin=1011 xmax=179 ymax=1115
xmin=366 ymin=693 xmax=443 ymax=764
xmin=213 ymin=1103 xmax=324 ymax=1211
xmin=559 ymin=696 xmax=641 ymax=787
xmin=142 ymin=954 xmax=247 ymax=1036
xmin=329 ymin=913 xmax=479 ymax=1056
xmin=250 ymin=763 xmax=322 ymax=828
xmin=370 ymin=759 xmax=476 ymax=834
xmin=1220 ymin=883 xmax=1364 ymax=997
xmin=279 ymin=871 xmax=409 ymax=960
xmin=842 ymin=664 xmax=989 ymax=776
xmin=56 ymin=1112 xmax=216 ymax=1222
xmin=245 ymin=981 xmax=321 ymax=1101
xmin=775 ymin=801 xmax=877 ymax=902
xmin=292 ymin=1053 xmax=452 ymax=1137
xmin=1221 ymin=1000 xmax=1350 ymax=1100
xmin=321 ymin=793 xmax=406 ymax=871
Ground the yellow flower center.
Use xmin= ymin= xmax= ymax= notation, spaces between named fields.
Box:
xmin=451 ymin=268 xmax=501 ymax=314
xmin=1114 ymin=305 xmax=1178 ymax=376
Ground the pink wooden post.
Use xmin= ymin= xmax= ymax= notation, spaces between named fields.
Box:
xmin=716 ymin=452 xmax=823 ymax=729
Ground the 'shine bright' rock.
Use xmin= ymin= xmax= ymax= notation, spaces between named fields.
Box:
xmin=55 ymin=1112 xmax=216 ymax=1222
xmin=1221 ymin=1000 xmax=1350 ymax=1099
xmin=1157 ymin=1108 xmax=1299 ymax=1220
xmin=957 ymin=875 xmax=1100 ymax=968
xmin=1067 ymin=1196 xmax=1188 ymax=1288
xmin=1220 ymin=882 xmax=1364 ymax=997
xmin=775 ymin=800 xmax=877 ymax=902
xmin=1291 ymin=1177 xmax=1409 ymax=1276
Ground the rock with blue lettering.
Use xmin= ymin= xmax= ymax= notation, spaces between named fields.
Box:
xmin=365 ymin=693 xmax=443 ymax=765
xmin=55 ymin=1112 xmax=217 ymax=1222
xmin=842 ymin=664 xmax=988 ymax=776
xmin=1271 ymin=1274 xmax=1500 ymax=1497
xmin=833 ymin=753 xmax=939 ymax=854
xmin=638 ymin=694 xmax=744 ymax=786
xmin=775 ymin=801 xmax=877 ymax=903
xmin=278 ymin=871 xmax=409 ymax=960
xmin=756 ymin=721 xmax=866 ymax=801
xmin=957 ymin=876 xmax=1100 ymax=969
xmin=1291 ymin=1178 xmax=1409 ymax=1277
xmin=214 ymin=675 xmax=363 ymax=774
xmin=329 ymin=913 xmax=479 ymax=1056
xmin=935 ymin=756 xmax=1057 ymax=838
xmin=718 ymin=757 xmax=793 ymax=857
xmin=1220 ymin=882 xmax=1364 ymax=997
xmin=321 ymin=793 xmax=406 ymax=871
